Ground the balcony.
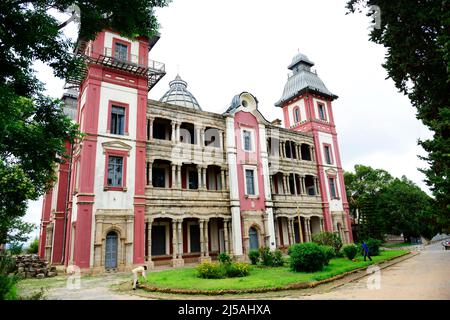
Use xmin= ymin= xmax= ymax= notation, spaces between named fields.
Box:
xmin=65 ymin=45 xmax=166 ymax=90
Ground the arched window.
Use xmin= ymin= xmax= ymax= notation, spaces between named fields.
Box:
xmin=293 ymin=107 xmax=300 ymax=123
xmin=105 ymin=231 xmax=118 ymax=269
xmin=249 ymin=227 xmax=259 ymax=250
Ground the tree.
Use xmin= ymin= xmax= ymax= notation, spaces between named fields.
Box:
xmin=346 ymin=1 xmax=450 ymax=232
xmin=0 ymin=0 xmax=170 ymax=245
xmin=27 ymin=238 xmax=40 ymax=254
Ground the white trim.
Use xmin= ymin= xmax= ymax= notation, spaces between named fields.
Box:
xmin=242 ymin=165 xmax=259 ymax=197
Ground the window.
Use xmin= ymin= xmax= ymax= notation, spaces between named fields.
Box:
xmin=318 ymin=103 xmax=326 ymax=120
xmin=152 ymin=167 xmax=166 ymax=188
xmin=114 ymin=42 xmax=128 ymax=61
xmin=107 ymin=156 xmax=123 ymax=187
xmin=245 ymin=169 xmax=255 ymax=195
xmin=188 ymin=170 xmax=198 ymax=189
xmin=329 ymin=177 xmax=338 ymax=199
xmin=110 ymin=105 xmax=125 ymax=135
xmin=324 ymin=145 xmax=332 ymax=164
xmin=243 ymin=130 xmax=252 ymax=151
xmin=294 ymin=107 xmax=300 ymax=123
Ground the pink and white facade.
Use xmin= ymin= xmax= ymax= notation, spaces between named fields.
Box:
xmin=39 ymin=31 xmax=352 ymax=272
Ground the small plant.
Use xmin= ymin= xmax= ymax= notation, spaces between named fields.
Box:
xmin=218 ymin=252 xmax=231 ymax=264
xmin=312 ymin=231 xmax=343 ymax=256
xmin=272 ymin=249 xmax=285 ymax=267
xmin=248 ymin=249 xmax=260 ymax=265
xmin=364 ymin=238 xmax=382 ymax=256
xmin=259 ymin=247 xmax=274 ymax=266
xmin=196 ymin=262 xmax=226 ymax=279
xmin=288 ymin=243 xmax=326 ymax=272
xmin=224 ymin=262 xmax=250 ymax=278
xmin=320 ymin=245 xmax=335 ymax=265
xmin=27 ymin=238 xmax=39 ymax=254
xmin=343 ymin=244 xmax=358 ymax=260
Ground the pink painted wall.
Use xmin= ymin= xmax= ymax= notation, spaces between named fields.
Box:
xmin=234 ymin=111 xmax=266 ymax=211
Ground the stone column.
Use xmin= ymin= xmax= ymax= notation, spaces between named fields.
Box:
xmin=175 ymin=122 xmax=180 ymax=143
xmin=171 ymin=164 xmax=176 ymax=189
xmin=285 ymin=174 xmax=291 ymax=194
xmin=296 ymin=145 xmax=301 ymax=160
xmin=147 ymin=161 xmax=153 ymax=186
xmin=219 ymin=130 xmax=224 ymax=149
xmin=204 ymin=219 xmax=209 ymax=257
xmin=225 ymin=170 xmax=229 ymax=190
xmin=224 ymin=219 xmax=230 ymax=253
xmin=311 ymin=147 xmax=316 ymax=162
xmin=197 ymin=165 xmax=202 ymax=190
xmin=146 ymin=219 xmax=154 ymax=268
xmin=282 ymin=174 xmax=288 ymax=195
xmin=281 ymin=142 xmax=286 ymax=158
xmin=306 ymin=218 xmax=311 ymax=242
xmin=300 ymin=176 xmax=306 ymax=194
xmin=177 ymin=165 xmax=182 ymax=189
xmin=287 ymin=217 xmax=294 ymax=245
xmin=200 ymin=127 xmax=205 ymax=148
xmin=270 ymin=175 xmax=275 ymax=194
xmin=171 ymin=121 xmax=176 ymax=142
xmin=199 ymin=219 xmax=205 ymax=257
xmin=171 ymin=220 xmax=177 ymax=260
xmin=195 ymin=126 xmax=201 ymax=146
xmin=202 ymin=166 xmax=207 ymax=190
xmin=228 ymin=223 xmax=234 ymax=256
xmin=220 ymin=168 xmax=225 ymax=191
xmin=315 ymin=177 xmax=320 ymax=195
xmin=177 ymin=219 xmax=183 ymax=259
xmin=320 ymin=218 xmax=324 ymax=232
xmin=148 ymin=117 xmax=154 ymax=140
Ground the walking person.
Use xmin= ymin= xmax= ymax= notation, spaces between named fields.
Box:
xmin=132 ymin=265 xmax=147 ymax=290
xmin=362 ymin=241 xmax=372 ymax=261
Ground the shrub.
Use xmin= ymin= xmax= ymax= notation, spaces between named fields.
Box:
xmin=343 ymin=244 xmax=358 ymax=260
xmin=259 ymin=247 xmax=274 ymax=266
xmin=248 ymin=249 xmax=260 ymax=265
xmin=0 ymin=253 xmax=18 ymax=300
xmin=312 ymin=231 xmax=343 ymax=256
xmin=27 ymin=239 xmax=39 ymax=254
xmin=196 ymin=262 xmax=226 ymax=279
xmin=224 ymin=262 xmax=250 ymax=278
xmin=365 ymin=238 xmax=382 ymax=256
xmin=288 ymin=243 xmax=326 ymax=272
xmin=218 ymin=252 xmax=231 ymax=264
xmin=320 ymin=245 xmax=335 ymax=265
xmin=272 ymin=249 xmax=285 ymax=267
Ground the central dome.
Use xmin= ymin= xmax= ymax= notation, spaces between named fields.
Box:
xmin=160 ymin=74 xmax=201 ymax=110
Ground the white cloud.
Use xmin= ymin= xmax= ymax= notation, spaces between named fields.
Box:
xmin=25 ymin=0 xmax=432 ymax=232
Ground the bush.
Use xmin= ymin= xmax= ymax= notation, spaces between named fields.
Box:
xmin=312 ymin=231 xmax=343 ymax=256
xmin=248 ymin=249 xmax=260 ymax=265
xmin=224 ymin=262 xmax=250 ymax=278
xmin=365 ymin=238 xmax=382 ymax=256
xmin=320 ymin=245 xmax=335 ymax=265
xmin=343 ymin=244 xmax=358 ymax=260
xmin=272 ymin=249 xmax=285 ymax=267
xmin=7 ymin=242 xmax=23 ymax=255
xmin=27 ymin=239 xmax=39 ymax=254
xmin=259 ymin=247 xmax=274 ymax=266
xmin=218 ymin=252 xmax=231 ymax=264
xmin=196 ymin=262 xmax=226 ymax=279
xmin=0 ymin=253 xmax=18 ymax=300
xmin=288 ymin=243 xmax=326 ymax=272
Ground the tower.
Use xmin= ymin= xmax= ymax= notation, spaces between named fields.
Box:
xmin=60 ymin=30 xmax=165 ymax=270
xmin=275 ymin=53 xmax=353 ymax=243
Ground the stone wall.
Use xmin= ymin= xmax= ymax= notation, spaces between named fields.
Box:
xmin=13 ymin=254 xmax=57 ymax=279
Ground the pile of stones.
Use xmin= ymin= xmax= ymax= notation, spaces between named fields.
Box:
xmin=13 ymin=254 xmax=57 ymax=279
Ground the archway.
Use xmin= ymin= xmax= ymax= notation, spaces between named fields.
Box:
xmin=105 ymin=231 xmax=118 ymax=269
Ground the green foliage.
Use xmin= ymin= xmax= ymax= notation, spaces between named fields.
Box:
xmin=8 ymin=242 xmax=23 ymax=255
xmin=272 ymin=249 xmax=285 ymax=267
xmin=27 ymin=238 xmax=39 ymax=254
xmin=312 ymin=232 xmax=343 ymax=256
xmin=218 ymin=252 xmax=231 ymax=264
xmin=364 ymin=238 xmax=382 ymax=256
xmin=343 ymin=244 xmax=358 ymax=260
xmin=196 ymin=262 xmax=226 ymax=279
xmin=320 ymin=245 xmax=335 ymax=265
xmin=224 ymin=262 xmax=250 ymax=278
xmin=248 ymin=249 xmax=260 ymax=265
xmin=346 ymin=1 xmax=450 ymax=233
xmin=288 ymin=243 xmax=326 ymax=273
xmin=0 ymin=252 xmax=18 ymax=300
xmin=259 ymin=247 xmax=274 ymax=267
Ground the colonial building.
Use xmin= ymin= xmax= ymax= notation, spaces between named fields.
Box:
xmin=39 ymin=30 xmax=353 ymax=272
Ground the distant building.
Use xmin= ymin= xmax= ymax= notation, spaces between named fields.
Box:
xmin=39 ymin=30 xmax=352 ymax=272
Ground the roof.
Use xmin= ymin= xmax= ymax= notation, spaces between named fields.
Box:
xmin=275 ymin=53 xmax=338 ymax=106
xmin=159 ymin=74 xmax=202 ymax=110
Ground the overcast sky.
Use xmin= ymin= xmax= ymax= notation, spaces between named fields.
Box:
xmin=24 ymin=0 xmax=432 ymax=241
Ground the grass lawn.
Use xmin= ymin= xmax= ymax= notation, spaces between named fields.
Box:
xmin=143 ymin=249 xmax=408 ymax=291
xmin=383 ymin=242 xmax=412 ymax=248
